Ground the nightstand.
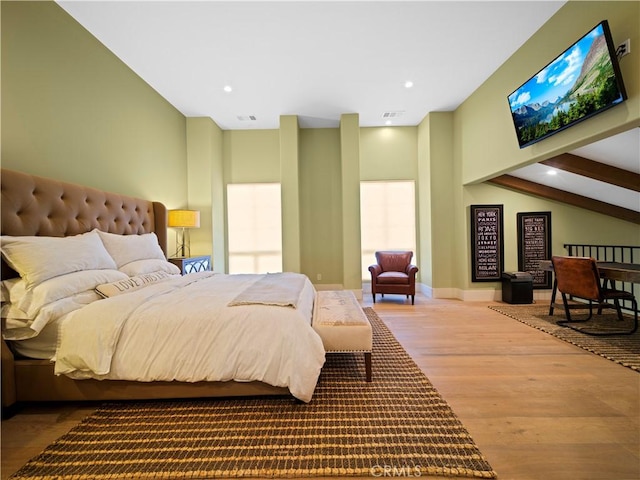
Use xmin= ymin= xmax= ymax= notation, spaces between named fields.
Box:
xmin=169 ymin=255 xmax=211 ymax=275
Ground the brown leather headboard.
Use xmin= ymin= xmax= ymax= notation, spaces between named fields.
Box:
xmin=1 ymin=169 xmax=167 ymax=279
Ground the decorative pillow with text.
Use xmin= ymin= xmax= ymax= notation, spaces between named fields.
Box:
xmin=95 ymin=270 xmax=174 ymax=298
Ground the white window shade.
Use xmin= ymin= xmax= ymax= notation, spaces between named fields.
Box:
xmin=360 ymin=181 xmax=417 ymax=280
xmin=227 ymin=183 xmax=282 ymax=274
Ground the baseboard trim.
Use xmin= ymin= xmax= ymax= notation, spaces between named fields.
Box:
xmin=347 ymin=282 xmax=552 ymax=303
xmin=420 ymin=283 xmax=553 ymax=302
xmin=314 ymin=283 xmax=344 ymax=291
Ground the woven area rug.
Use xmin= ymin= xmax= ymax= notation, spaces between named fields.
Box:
xmin=10 ymin=308 xmax=496 ymax=480
xmin=490 ymin=303 xmax=640 ymax=372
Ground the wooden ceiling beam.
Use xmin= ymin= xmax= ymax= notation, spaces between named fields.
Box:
xmin=541 ymin=153 xmax=640 ymax=192
xmin=488 ymin=175 xmax=640 ymax=225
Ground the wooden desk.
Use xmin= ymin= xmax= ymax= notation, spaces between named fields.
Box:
xmin=539 ymin=260 xmax=640 ymax=282
xmin=596 ymin=262 xmax=640 ymax=283
xmin=539 ymin=260 xmax=639 ymax=315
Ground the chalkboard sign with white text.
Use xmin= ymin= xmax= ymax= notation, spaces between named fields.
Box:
xmin=470 ymin=205 xmax=504 ymax=282
xmin=517 ymin=212 xmax=552 ymax=289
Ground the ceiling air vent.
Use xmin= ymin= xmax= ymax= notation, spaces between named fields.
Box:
xmin=237 ymin=115 xmax=257 ymax=121
xmin=382 ymin=111 xmax=404 ymax=119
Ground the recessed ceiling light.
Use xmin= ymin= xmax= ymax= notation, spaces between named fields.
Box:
xmin=546 ymin=169 xmax=557 ymax=176
xmin=223 ymin=85 xmax=233 ymax=93
xmin=404 ymin=81 xmax=414 ymax=89
xmin=385 ymin=120 xmax=392 ymax=126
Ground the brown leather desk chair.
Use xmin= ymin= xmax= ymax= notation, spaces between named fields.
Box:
xmin=369 ymin=251 xmax=418 ymax=305
xmin=551 ymin=255 xmax=638 ymax=335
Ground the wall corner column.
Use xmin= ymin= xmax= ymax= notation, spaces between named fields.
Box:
xmin=419 ymin=111 xmax=455 ymax=296
xmin=340 ymin=113 xmax=362 ymax=292
xmin=280 ymin=115 xmax=302 ymax=272
xmin=186 ymin=117 xmax=225 ymax=273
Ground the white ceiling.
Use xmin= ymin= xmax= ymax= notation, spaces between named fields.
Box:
xmin=57 ymin=0 xmax=638 ymax=213
xmin=58 ymin=0 xmax=566 ymax=130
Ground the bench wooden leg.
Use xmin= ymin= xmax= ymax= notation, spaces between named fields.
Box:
xmin=364 ymin=352 xmax=372 ymax=382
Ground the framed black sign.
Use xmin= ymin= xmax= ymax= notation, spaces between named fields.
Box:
xmin=517 ymin=211 xmax=552 ymax=289
xmin=470 ymin=205 xmax=504 ymax=282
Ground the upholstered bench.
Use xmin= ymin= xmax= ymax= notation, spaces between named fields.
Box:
xmin=312 ymin=290 xmax=372 ymax=382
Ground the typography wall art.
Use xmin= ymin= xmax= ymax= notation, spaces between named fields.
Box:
xmin=470 ymin=205 xmax=504 ymax=282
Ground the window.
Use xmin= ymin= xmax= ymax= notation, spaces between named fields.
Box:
xmin=360 ymin=181 xmax=417 ymax=280
xmin=227 ymin=183 xmax=282 ymax=274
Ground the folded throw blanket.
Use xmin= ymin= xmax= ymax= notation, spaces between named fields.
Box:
xmin=227 ymin=272 xmax=307 ymax=308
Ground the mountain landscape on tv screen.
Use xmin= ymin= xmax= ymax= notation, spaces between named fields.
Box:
xmin=511 ymin=30 xmax=624 ymax=147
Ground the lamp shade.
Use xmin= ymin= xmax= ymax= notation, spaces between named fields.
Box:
xmin=168 ymin=210 xmax=200 ymax=228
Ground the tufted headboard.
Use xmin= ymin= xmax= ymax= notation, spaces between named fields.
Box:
xmin=1 ymin=169 xmax=167 ymax=279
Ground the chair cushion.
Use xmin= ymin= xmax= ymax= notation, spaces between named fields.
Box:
xmin=377 ymin=271 xmax=410 ymax=285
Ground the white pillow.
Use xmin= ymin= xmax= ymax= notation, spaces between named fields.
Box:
xmin=15 ymin=269 xmax=129 ymax=318
xmin=1 ymin=302 xmax=31 ymax=323
xmin=119 ymin=258 xmax=181 ymax=277
xmin=95 ymin=270 xmax=174 ymax=298
xmin=3 ymin=290 xmax=102 ymax=341
xmin=2 ymin=277 xmax=27 ymax=304
xmin=1 ymin=278 xmax=23 ymax=304
xmin=96 ymin=230 xmax=166 ymax=268
xmin=1 ymin=231 xmax=117 ymax=288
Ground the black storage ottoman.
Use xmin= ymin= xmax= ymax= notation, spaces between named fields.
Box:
xmin=501 ymin=272 xmax=533 ymax=304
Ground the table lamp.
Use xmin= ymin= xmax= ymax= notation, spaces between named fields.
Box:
xmin=168 ymin=209 xmax=200 ymax=257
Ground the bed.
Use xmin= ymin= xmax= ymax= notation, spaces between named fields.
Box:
xmin=1 ymin=169 xmax=325 ymax=408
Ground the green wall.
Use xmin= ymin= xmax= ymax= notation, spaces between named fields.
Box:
xmin=340 ymin=114 xmax=363 ymax=291
xmin=280 ymin=116 xmax=302 ymax=273
xmin=418 ymin=113 xmax=455 ymax=293
xmin=299 ymin=129 xmax=343 ymax=284
xmin=186 ymin=117 xmax=223 ymax=262
xmin=460 ymin=181 xmax=640 ymax=298
xmin=445 ymin=0 xmax=640 ymax=294
xmin=460 ymin=1 xmax=639 ymax=184
xmin=4 ymin=0 xmax=638 ymax=298
xmin=223 ymin=130 xmax=280 ymax=184
xmin=1 ymin=0 xmax=187 ymax=207
xmin=220 ymin=124 xmax=421 ymax=286
xmin=360 ymin=127 xmax=417 ymax=181
xmin=467 ymin=183 xmax=640 ymax=277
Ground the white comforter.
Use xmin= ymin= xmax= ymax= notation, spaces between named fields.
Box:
xmin=55 ymin=272 xmax=325 ymax=402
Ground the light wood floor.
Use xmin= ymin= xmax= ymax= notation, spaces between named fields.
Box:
xmin=2 ymin=294 xmax=639 ymax=480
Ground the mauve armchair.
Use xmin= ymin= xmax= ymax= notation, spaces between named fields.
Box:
xmin=369 ymin=251 xmax=419 ymax=305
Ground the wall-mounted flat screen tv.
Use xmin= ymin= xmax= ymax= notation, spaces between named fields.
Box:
xmin=508 ymin=20 xmax=627 ymax=149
